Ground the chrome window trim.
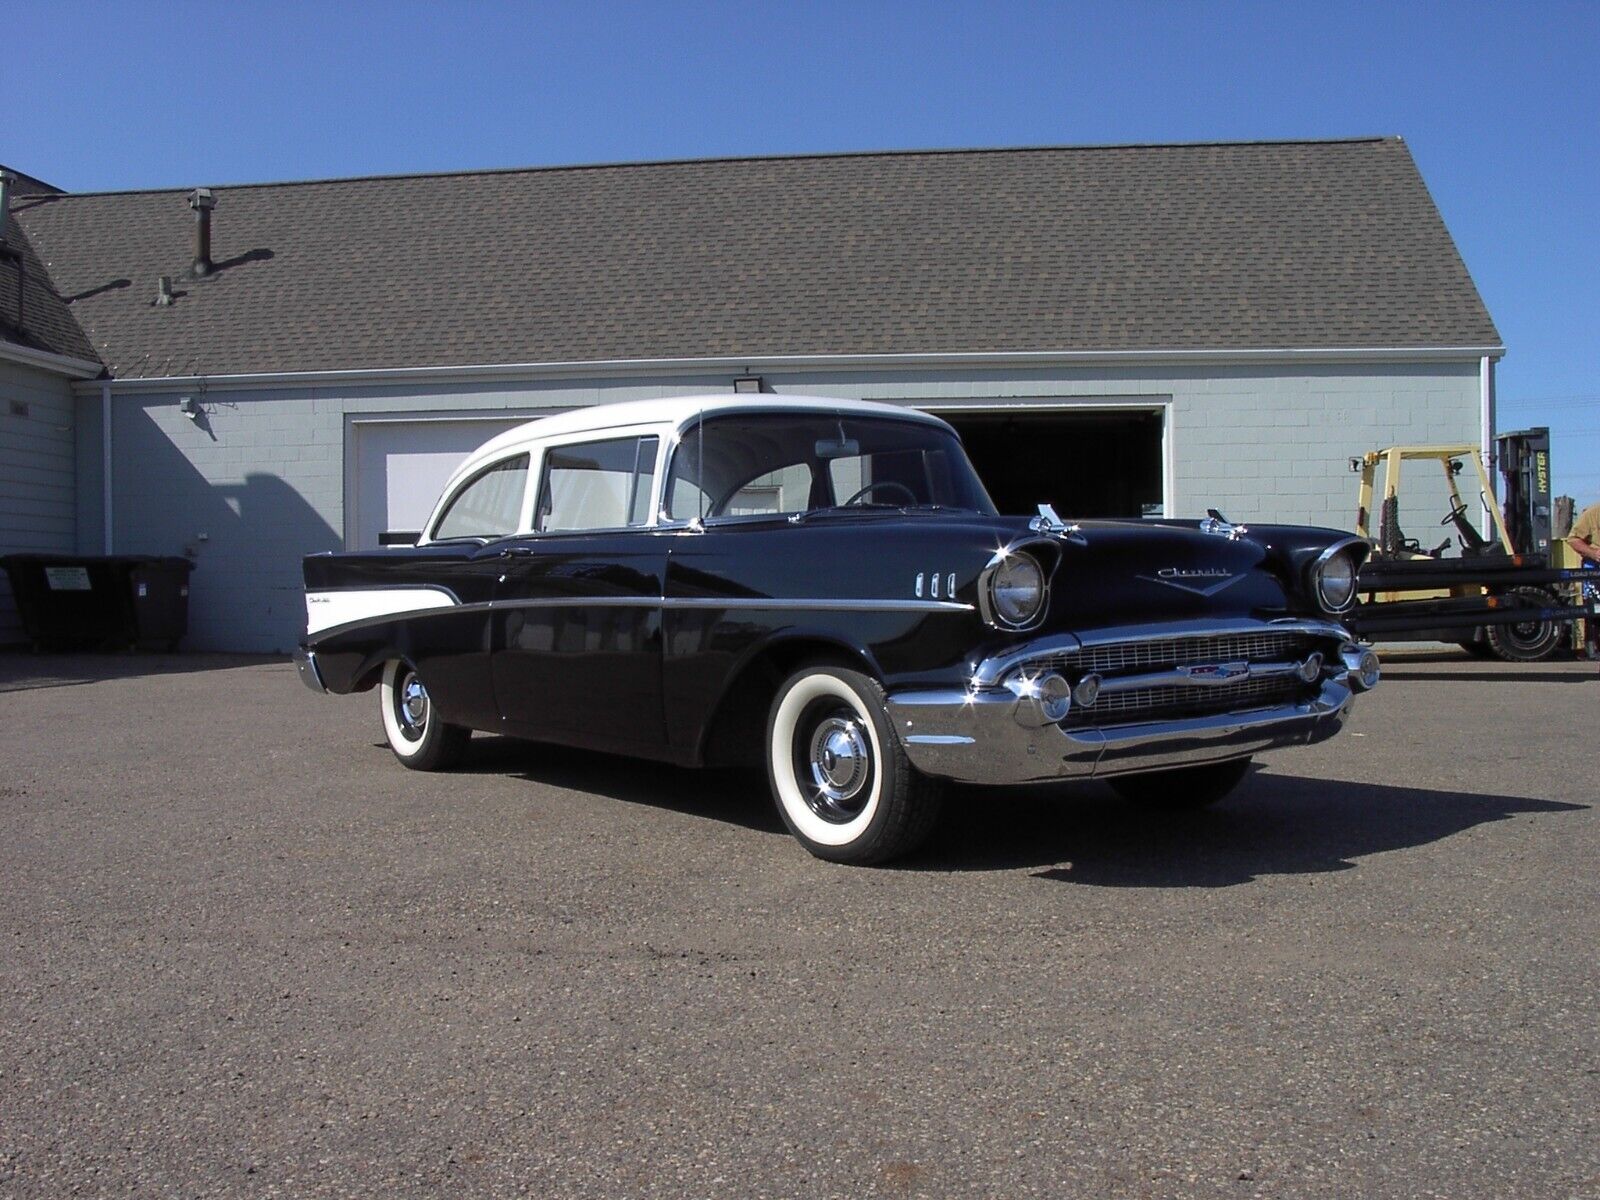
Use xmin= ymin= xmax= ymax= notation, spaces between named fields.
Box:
xmin=423 ymin=451 xmax=533 ymax=545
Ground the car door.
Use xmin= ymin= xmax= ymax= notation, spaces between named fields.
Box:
xmin=490 ymin=432 xmax=669 ymax=756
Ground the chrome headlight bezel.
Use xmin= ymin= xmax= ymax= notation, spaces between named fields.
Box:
xmin=979 ymin=547 xmax=1049 ymax=631
xmin=1309 ymin=538 xmax=1366 ymax=614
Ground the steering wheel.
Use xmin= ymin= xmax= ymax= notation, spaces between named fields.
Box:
xmin=1441 ymin=501 xmax=1471 ymax=526
xmin=841 ymin=480 xmax=918 ymax=507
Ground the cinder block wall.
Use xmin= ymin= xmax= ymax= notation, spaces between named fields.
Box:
xmin=0 ymin=361 xmax=76 ymax=646
xmin=83 ymin=360 xmax=1483 ymax=653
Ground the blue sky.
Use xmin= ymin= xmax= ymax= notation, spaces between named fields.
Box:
xmin=10 ymin=0 xmax=1599 ymax=501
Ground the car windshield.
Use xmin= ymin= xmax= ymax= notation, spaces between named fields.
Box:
xmin=665 ymin=412 xmax=998 ymax=522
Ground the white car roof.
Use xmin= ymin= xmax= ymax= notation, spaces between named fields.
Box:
xmin=455 ymin=393 xmax=955 ymax=479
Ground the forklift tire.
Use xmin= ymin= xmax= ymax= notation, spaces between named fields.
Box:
xmin=1456 ymin=638 xmax=1495 ymax=660
xmin=1485 ymin=587 xmax=1564 ymax=663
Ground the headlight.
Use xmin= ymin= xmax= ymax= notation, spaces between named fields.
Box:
xmin=989 ymin=552 xmax=1046 ymax=628
xmin=1315 ymin=550 xmax=1358 ymax=612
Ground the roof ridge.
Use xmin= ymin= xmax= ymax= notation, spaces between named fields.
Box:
xmin=27 ymin=137 xmax=1404 ymax=199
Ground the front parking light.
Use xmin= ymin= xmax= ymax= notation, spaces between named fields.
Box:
xmin=1340 ymin=643 xmax=1380 ymax=691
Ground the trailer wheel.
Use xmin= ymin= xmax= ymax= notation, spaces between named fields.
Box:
xmin=1485 ymin=587 xmax=1563 ymax=663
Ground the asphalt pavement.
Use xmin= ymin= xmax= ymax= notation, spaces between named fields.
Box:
xmin=1 ymin=650 xmax=1596 ymax=1199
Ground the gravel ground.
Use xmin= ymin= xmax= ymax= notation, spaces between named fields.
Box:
xmin=0 ymin=650 xmax=1596 ymax=1199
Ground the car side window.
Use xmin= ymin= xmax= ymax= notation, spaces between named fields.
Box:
xmin=536 ymin=436 xmax=659 ymax=533
xmin=432 ymin=453 xmax=531 ymax=541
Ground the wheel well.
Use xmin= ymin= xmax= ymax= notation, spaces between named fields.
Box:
xmin=699 ymin=639 xmax=873 ymax=769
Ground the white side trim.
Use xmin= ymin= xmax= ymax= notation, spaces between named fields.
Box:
xmin=305 ymin=587 xmax=458 ymax=636
xmin=75 ymin=344 xmax=1509 ymax=394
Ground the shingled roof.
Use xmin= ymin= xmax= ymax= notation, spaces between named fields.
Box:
xmin=0 ymin=168 xmax=98 ymax=363
xmin=7 ymin=138 xmax=1500 ymax=381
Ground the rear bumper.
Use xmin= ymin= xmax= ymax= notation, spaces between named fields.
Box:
xmin=293 ymin=646 xmax=327 ymax=694
xmin=886 ymin=676 xmax=1355 ymax=786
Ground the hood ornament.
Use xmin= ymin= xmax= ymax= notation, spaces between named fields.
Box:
xmin=1031 ymin=504 xmax=1087 ymax=544
xmin=1200 ymin=508 xmax=1248 ymax=540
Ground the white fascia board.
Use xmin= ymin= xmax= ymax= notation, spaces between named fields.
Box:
xmin=0 ymin=341 xmax=104 ymax=380
xmin=76 ymin=344 xmax=1509 ymax=395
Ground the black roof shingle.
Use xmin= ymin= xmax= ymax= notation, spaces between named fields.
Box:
xmin=6 ymin=138 xmax=1501 ymax=380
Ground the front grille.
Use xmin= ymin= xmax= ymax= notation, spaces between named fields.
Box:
xmin=1035 ymin=630 xmax=1318 ymax=675
xmin=1009 ymin=628 xmax=1334 ymax=729
xmin=1064 ymin=674 xmax=1306 ymax=727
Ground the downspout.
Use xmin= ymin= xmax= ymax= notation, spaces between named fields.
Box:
xmin=1479 ymin=354 xmax=1497 ymax=539
xmin=101 ymin=381 xmax=113 ymax=554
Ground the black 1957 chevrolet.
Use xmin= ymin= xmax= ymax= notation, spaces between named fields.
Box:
xmin=296 ymin=395 xmax=1378 ymax=864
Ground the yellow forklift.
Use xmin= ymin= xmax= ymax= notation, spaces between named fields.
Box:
xmin=1346 ymin=428 xmax=1593 ymax=661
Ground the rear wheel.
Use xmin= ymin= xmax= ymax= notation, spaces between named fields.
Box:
xmin=766 ymin=665 xmax=941 ymax=865
xmin=1107 ymin=757 xmax=1253 ymax=810
xmin=379 ymin=659 xmax=470 ymax=771
xmin=1485 ymin=587 xmax=1563 ymax=662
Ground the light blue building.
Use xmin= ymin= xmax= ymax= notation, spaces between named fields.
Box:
xmin=0 ymin=139 xmax=1502 ymax=651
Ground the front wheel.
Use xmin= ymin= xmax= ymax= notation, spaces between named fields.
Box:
xmin=1107 ymin=757 xmax=1253 ymax=809
xmin=1484 ymin=588 xmax=1563 ymax=662
xmin=379 ymin=659 xmax=470 ymax=771
xmin=766 ymin=665 xmax=941 ymax=865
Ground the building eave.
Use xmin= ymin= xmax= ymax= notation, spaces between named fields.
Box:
xmin=74 ymin=344 xmax=1508 ymax=395
xmin=1 ymin=340 xmax=104 ymax=380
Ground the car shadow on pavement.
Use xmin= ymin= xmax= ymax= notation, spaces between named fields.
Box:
xmin=921 ymin=769 xmax=1587 ymax=886
xmin=452 ymin=738 xmax=1585 ymax=883
xmin=452 ymin=735 xmax=784 ymax=834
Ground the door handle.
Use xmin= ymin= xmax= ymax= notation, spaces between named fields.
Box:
xmin=499 ymin=546 xmax=535 ymax=558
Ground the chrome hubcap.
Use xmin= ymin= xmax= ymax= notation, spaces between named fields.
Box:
xmin=805 ymin=714 xmax=871 ymax=820
xmin=397 ymin=672 xmax=429 ymax=740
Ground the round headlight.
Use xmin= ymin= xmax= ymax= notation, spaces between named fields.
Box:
xmin=990 ymin=553 xmax=1046 ymax=628
xmin=1316 ymin=551 xmax=1358 ymax=612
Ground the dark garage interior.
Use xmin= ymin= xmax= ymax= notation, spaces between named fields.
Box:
xmin=944 ymin=409 xmax=1165 ymax=520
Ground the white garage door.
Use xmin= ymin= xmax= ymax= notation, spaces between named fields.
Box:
xmin=348 ymin=417 xmax=542 ymax=549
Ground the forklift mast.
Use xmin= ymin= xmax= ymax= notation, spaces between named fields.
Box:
xmin=1496 ymin=427 xmax=1552 ymax=557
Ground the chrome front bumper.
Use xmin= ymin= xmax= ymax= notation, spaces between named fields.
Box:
xmin=886 ymin=617 xmax=1372 ymax=786
xmin=887 ymin=677 xmax=1355 ymax=786
xmin=293 ymin=646 xmax=327 ymax=694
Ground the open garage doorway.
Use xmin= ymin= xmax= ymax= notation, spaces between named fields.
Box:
xmin=939 ymin=407 xmax=1167 ymax=519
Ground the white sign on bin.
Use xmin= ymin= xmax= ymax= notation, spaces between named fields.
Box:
xmin=44 ymin=567 xmax=93 ymax=591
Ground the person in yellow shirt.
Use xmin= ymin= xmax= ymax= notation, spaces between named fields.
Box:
xmin=1567 ymin=501 xmax=1600 ymax=659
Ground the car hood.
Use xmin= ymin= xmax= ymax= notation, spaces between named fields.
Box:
xmin=787 ymin=511 xmax=1292 ymax=626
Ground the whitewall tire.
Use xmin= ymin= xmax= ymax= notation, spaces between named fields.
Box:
xmin=766 ymin=665 xmax=941 ymax=865
xmin=379 ymin=659 xmax=470 ymax=771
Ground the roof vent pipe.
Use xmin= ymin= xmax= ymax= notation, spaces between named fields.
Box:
xmin=188 ymin=188 xmax=216 ymax=276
